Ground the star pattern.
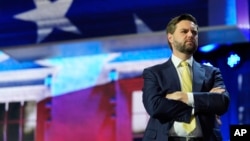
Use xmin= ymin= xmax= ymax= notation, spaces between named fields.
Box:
xmin=14 ymin=0 xmax=81 ymax=43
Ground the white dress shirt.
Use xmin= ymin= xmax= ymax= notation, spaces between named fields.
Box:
xmin=168 ymin=55 xmax=203 ymax=137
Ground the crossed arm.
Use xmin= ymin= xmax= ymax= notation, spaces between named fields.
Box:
xmin=166 ymin=87 xmax=226 ymax=125
xmin=165 ymin=87 xmax=225 ymax=104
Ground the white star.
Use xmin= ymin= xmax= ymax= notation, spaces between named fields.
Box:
xmin=133 ymin=14 xmax=152 ymax=33
xmin=14 ymin=0 xmax=81 ymax=43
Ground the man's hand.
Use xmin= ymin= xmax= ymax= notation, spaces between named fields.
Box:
xmin=165 ymin=91 xmax=188 ymax=104
xmin=210 ymin=87 xmax=225 ymax=94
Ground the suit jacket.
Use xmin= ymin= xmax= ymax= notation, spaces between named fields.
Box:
xmin=142 ymin=59 xmax=230 ymax=141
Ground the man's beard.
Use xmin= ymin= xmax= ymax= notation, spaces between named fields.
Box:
xmin=174 ymin=40 xmax=197 ymax=55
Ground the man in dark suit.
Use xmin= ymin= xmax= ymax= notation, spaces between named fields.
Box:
xmin=142 ymin=14 xmax=230 ymax=141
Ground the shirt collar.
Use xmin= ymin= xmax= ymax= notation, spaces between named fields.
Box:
xmin=171 ymin=54 xmax=193 ymax=68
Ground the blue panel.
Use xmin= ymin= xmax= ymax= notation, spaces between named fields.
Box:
xmin=110 ymin=48 xmax=171 ymax=62
xmin=226 ymin=0 xmax=237 ymax=25
xmin=0 ymin=59 xmax=43 ymax=71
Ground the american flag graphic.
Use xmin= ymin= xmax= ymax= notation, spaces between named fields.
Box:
xmin=0 ymin=0 xmax=207 ymax=47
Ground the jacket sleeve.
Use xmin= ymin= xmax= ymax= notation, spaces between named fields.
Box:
xmin=193 ymin=68 xmax=230 ymax=116
xmin=142 ymin=68 xmax=193 ymax=123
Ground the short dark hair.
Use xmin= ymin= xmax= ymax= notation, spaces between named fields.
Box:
xmin=166 ymin=13 xmax=198 ymax=34
xmin=166 ymin=13 xmax=198 ymax=50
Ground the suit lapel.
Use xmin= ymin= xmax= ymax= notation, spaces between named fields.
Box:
xmin=162 ymin=59 xmax=204 ymax=92
xmin=163 ymin=59 xmax=181 ymax=92
xmin=192 ymin=61 xmax=205 ymax=92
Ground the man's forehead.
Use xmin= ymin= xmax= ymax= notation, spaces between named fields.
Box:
xmin=176 ymin=20 xmax=198 ymax=29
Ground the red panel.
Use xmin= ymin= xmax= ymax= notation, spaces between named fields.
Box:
xmin=116 ymin=77 xmax=143 ymax=141
xmin=45 ymin=83 xmax=116 ymax=141
xmin=36 ymin=97 xmax=52 ymax=141
xmin=36 ymin=77 xmax=143 ymax=141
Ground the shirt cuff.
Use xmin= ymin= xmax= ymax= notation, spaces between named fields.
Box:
xmin=187 ymin=92 xmax=194 ymax=107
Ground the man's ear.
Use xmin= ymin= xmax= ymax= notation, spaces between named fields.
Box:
xmin=167 ymin=33 xmax=173 ymax=44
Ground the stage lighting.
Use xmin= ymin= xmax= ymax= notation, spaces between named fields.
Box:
xmin=199 ymin=60 xmax=214 ymax=66
xmin=227 ymin=53 xmax=241 ymax=68
xmin=44 ymin=74 xmax=52 ymax=87
xmin=109 ymin=69 xmax=118 ymax=81
xmin=202 ymin=61 xmax=213 ymax=66
xmin=199 ymin=44 xmax=218 ymax=53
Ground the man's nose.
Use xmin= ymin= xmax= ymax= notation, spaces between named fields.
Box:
xmin=187 ymin=31 xmax=194 ymax=37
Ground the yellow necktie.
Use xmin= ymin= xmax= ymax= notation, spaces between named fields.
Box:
xmin=180 ymin=61 xmax=196 ymax=134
